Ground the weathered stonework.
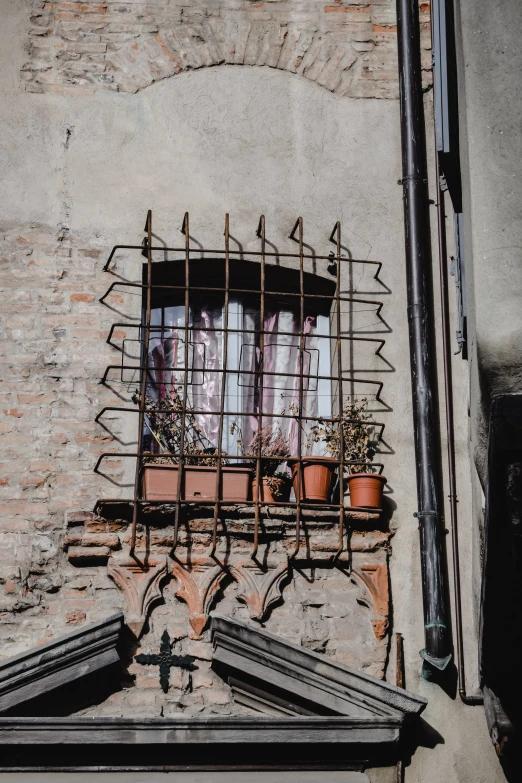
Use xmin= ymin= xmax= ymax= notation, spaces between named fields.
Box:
xmin=42 ymin=504 xmax=392 ymax=717
xmin=23 ymin=0 xmax=432 ymax=98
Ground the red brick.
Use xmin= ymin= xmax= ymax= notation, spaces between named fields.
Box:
xmin=70 ymin=293 xmax=95 ymax=303
xmin=17 ymin=394 xmax=56 ymax=404
xmin=66 ymin=611 xmax=86 ymax=624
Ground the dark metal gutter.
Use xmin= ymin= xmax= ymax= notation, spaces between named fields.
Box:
xmin=396 ymin=0 xmax=452 ymax=674
xmin=430 ymin=0 xmax=483 ymax=705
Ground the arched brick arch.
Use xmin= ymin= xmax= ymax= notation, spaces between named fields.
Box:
xmin=107 ymin=23 xmax=360 ymax=96
xmin=22 ymin=2 xmax=431 ymax=98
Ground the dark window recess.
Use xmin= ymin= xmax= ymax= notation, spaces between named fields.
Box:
xmin=433 ymin=0 xmax=467 ymax=357
xmin=432 ymin=0 xmax=462 ymax=211
xmin=450 ymin=212 xmax=467 ymax=358
xmin=94 ymin=212 xmax=386 ymax=558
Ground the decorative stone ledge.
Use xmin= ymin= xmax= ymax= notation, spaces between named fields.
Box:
xmin=63 ymin=508 xmax=391 ymax=652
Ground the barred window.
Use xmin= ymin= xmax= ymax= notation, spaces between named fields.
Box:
xmin=96 ymin=213 xmax=386 ymax=557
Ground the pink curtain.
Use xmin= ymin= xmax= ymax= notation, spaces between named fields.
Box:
xmin=242 ymin=309 xmax=319 ymax=455
xmin=146 ymin=304 xmax=223 ymax=452
xmin=147 ymin=301 xmax=321 ymax=457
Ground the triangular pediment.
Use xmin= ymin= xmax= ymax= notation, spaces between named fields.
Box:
xmin=0 ymin=613 xmax=123 ymax=715
xmin=211 ymin=613 xmax=426 ymax=719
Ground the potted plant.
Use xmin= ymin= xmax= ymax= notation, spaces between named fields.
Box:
xmin=242 ymin=425 xmax=292 ymax=503
xmin=290 ymin=456 xmax=337 ymax=503
xmin=308 ymin=398 xmax=386 ymax=508
xmin=134 ymin=390 xmax=253 ymax=502
xmin=281 ymin=398 xmax=337 ymax=503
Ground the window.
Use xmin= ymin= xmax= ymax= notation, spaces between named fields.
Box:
xmin=142 ymin=258 xmax=333 ymax=461
xmin=95 ymin=213 xmax=386 ymax=556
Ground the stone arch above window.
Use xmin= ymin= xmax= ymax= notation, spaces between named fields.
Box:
xmin=22 ymin=2 xmax=432 ymax=99
xmin=106 ymin=24 xmax=359 ymax=96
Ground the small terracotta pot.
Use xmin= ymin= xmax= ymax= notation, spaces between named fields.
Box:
xmin=142 ymin=464 xmax=253 ymax=502
xmin=252 ymin=476 xmax=291 ymax=503
xmin=291 ymin=458 xmax=336 ymax=502
xmin=346 ymin=472 xmax=386 ymax=508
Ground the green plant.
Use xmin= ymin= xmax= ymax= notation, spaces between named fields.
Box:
xmin=309 ymin=398 xmax=377 ymax=474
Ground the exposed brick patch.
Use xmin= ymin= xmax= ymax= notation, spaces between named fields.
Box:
xmin=0 ymin=223 xmax=125 ymax=660
xmin=22 ymin=0 xmax=432 ymax=99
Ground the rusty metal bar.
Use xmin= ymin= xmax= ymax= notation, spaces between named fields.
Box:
xmin=328 ymin=223 xmax=382 ymax=280
xmin=334 ymin=222 xmax=346 ymax=560
xmin=102 ymin=280 xmax=385 ymax=306
xmin=94 ymin=450 xmax=384 ymax=476
xmin=101 ymin=364 xmax=385 ymax=400
xmin=251 ymin=215 xmax=266 ymax=561
xmin=99 ymin=281 xmax=143 ymax=306
xmin=210 ymin=214 xmax=231 ymax=560
xmin=288 ymin=218 xmax=305 ymax=559
xmin=130 ymin=210 xmax=152 ymax=554
xmin=396 ymin=632 xmax=405 ymax=783
xmin=103 ymin=243 xmax=382 ymax=273
xmin=105 ymin=320 xmax=386 ymax=347
xmin=172 ymin=213 xmax=191 ymax=552
xmin=94 ymin=405 xmax=385 ymax=437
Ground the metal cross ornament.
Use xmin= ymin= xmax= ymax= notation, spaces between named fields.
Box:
xmin=134 ymin=630 xmax=197 ymax=693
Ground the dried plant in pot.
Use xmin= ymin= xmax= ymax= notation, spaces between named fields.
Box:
xmin=233 ymin=423 xmax=292 ymax=503
xmin=134 ymin=390 xmax=252 ymax=503
xmin=309 ymin=398 xmax=386 ymax=509
xmin=278 ymin=399 xmax=337 ymax=503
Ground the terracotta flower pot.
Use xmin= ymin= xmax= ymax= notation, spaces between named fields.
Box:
xmin=142 ymin=464 xmax=253 ymax=502
xmin=252 ymin=476 xmax=291 ymax=503
xmin=346 ymin=472 xmax=386 ymax=508
xmin=291 ymin=458 xmax=336 ymax=502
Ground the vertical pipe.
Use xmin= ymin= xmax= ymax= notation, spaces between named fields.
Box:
xmin=131 ymin=210 xmax=153 ymax=555
xmin=430 ymin=42 xmax=483 ymax=702
xmin=173 ymin=213 xmax=191 ymax=551
xmin=396 ymin=0 xmax=452 ymax=673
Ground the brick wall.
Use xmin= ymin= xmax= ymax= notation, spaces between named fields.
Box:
xmin=24 ymin=0 xmax=432 ymax=98
xmin=0 ymin=224 xmax=124 ymax=651
xmin=0 ymin=224 xmax=392 ymax=717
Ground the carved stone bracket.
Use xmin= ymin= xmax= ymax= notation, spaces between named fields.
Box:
xmin=171 ymin=561 xmax=229 ymax=639
xmin=228 ymin=563 xmax=289 ymax=622
xmin=108 ymin=555 xmax=168 ymax=637
xmin=352 ymin=563 xmax=390 ymax=641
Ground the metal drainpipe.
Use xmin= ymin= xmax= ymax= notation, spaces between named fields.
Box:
xmin=429 ymin=4 xmax=484 ymax=706
xmin=396 ymin=0 xmax=452 ymax=675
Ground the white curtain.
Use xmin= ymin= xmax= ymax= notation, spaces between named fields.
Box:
xmin=145 ymin=299 xmax=331 ymax=458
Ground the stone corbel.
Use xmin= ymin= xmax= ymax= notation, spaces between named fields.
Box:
xmin=107 ymin=555 xmax=168 ymax=637
xmin=228 ymin=563 xmax=289 ymax=622
xmin=352 ymin=563 xmax=390 ymax=641
xmin=171 ymin=561 xmax=229 ymax=639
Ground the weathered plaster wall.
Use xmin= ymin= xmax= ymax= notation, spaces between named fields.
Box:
xmin=454 ymin=0 xmax=522 ymax=681
xmin=457 ymin=0 xmax=522 ymax=476
xmin=0 ymin=0 xmax=506 ymax=780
